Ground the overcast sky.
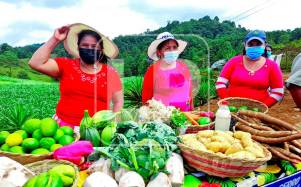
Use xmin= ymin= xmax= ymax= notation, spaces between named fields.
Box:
xmin=0 ymin=0 xmax=300 ymax=46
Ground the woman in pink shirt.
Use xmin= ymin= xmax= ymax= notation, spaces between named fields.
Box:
xmin=216 ymin=30 xmax=284 ymax=107
xmin=142 ymin=32 xmax=193 ymax=111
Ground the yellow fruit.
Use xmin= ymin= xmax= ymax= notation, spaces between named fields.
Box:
xmin=5 ymin=133 xmax=23 ymax=147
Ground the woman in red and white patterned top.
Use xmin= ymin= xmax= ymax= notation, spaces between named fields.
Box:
xmin=29 ymin=24 xmax=123 ymax=128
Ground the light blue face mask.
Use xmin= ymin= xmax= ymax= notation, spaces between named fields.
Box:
xmin=163 ymin=51 xmax=179 ymax=64
xmin=246 ymin=46 xmax=265 ymax=61
xmin=267 ymin=51 xmax=272 ymax=58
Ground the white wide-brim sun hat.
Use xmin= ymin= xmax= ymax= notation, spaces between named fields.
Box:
xmin=147 ymin=32 xmax=187 ymax=61
xmin=64 ymin=23 xmax=119 ymax=59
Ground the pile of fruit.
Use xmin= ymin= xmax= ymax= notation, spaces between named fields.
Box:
xmin=24 ymin=164 xmax=76 ymax=187
xmin=181 ymin=130 xmax=267 ymax=160
xmin=229 ymin=105 xmax=259 ymax=112
xmin=0 ymin=118 xmax=75 ymax=155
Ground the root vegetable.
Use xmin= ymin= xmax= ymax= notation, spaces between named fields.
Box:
xmin=265 ymin=145 xmax=301 ymax=164
xmin=119 ymin=171 xmax=145 ymax=187
xmin=232 ymin=114 xmax=273 ymax=131
xmin=165 ymin=153 xmax=184 ymax=187
xmin=87 ymin=158 xmax=113 ymax=177
xmin=238 ymin=110 xmax=299 ymax=131
xmin=146 ymin=173 xmax=172 ymax=187
xmin=288 ymin=144 xmax=301 ymax=154
xmin=236 ymin=123 xmax=298 ymax=138
xmin=284 ymin=142 xmax=289 ymax=151
xmin=84 ymin=172 xmax=118 ymax=187
xmin=292 ymin=140 xmax=301 ymax=150
xmin=184 ymin=112 xmax=199 ymax=126
xmin=183 ymin=112 xmax=200 ymax=121
xmin=273 ymin=147 xmax=301 ymax=162
xmin=263 ymin=123 xmax=285 ymax=131
xmin=252 ymin=134 xmax=301 ymax=144
xmin=114 ymin=168 xmax=129 ymax=183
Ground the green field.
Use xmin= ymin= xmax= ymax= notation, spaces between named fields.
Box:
xmin=0 ymin=72 xmax=216 ymax=130
xmin=0 ymin=76 xmax=59 ymax=122
xmin=0 ymin=76 xmax=141 ymax=122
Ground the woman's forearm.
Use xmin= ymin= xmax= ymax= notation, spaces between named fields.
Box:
xmin=28 ymin=36 xmax=60 ymax=69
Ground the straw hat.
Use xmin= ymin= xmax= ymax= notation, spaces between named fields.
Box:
xmin=147 ymin=32 xmax=187 ymax=61
xmin=64 ymin=23 xmax=119 ymax=59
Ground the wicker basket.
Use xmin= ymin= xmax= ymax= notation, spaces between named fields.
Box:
xmin=0 ymin=132 xmax=80 ymax=165
xmin=25 ymin=159 xmax=79 ymax=187
xmin=178 ymin=142 xmax=272 ymax=178
xmin=217 ymin=97 xmax=268 ymax=114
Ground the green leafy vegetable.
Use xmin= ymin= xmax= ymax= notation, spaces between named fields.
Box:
xmin=170 ymin=109 xmax=187 ymax=128
xmin=95 ymin=121 xmax=178 ymax=180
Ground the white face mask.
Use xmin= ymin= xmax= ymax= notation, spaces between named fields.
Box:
xmin=163 ymin=51 xmax=179 ymax=64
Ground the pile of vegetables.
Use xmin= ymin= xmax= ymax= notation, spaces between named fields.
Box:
xmin=182 ymin=111 xmax=214 ymax=126
xmin=138 ymin=99 xmax=175 ymax=124
xmin=94 ymin=121 xmax=179 ymax=180
xmin=229 ymin=105 xmax=260 ymax=113
xmin=181 ymin=130 xmax=268 ymax=160
xmin=80 ymin=110 xmax=118 ymax=147
xmin=233 ymin=110 xmax=301 ymax=163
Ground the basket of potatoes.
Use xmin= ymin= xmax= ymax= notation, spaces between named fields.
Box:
xmin=178 ymin=130 xmax=272 ymax=178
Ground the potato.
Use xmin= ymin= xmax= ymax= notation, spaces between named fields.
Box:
xmin=197 ymin=137 xmax=211 ymax=145
xmin=197 ymin=130 xmax=214 ymax=138
xmin=214 ymin=131 xmax=236 ymax=144
xmin=182 ymin=137 xmax=207 ymax=152
xmin=241 ymin=136 xmax=253 ymax=148
xmin=219 ymin=142 xmax=231 ymax=153
xmin=245 ymin=145 xmax=265 ymax=158
xmin=206 ymin=142 xmax=223 ymax=153
xmin=226 ymin=131 xmax=234 ymax=136
xmin=225 ymin=142 xmax=244 ymax=155
xmin=229 ymin=151 xmax=256 ymax=160
xmin=211 ymin=135 xmax=227 ymax=143
xmin=234 ymin=131 xmax=251 ymax=140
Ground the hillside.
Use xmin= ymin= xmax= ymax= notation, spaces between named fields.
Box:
xmin=1 ymin=16 xmax=301 ymax=80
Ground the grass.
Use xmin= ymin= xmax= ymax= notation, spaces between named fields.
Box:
xmin=0 ymin=58 xmax=54 ymax=82
xmin=0 ymin=69 xmax=216 ymax=130
xmin=0 ymin=77 xmax=59 ymax=124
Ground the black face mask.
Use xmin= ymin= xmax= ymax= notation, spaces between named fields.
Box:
xmin=79 ymin=48 xmax=102 ymax=64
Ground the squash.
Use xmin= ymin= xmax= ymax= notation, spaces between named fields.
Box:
xmin=80 ymin=110 xmax=101 ymax=147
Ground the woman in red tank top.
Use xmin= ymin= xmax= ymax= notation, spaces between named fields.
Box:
xmin=28 ymin=23 xmax=123 ymax=128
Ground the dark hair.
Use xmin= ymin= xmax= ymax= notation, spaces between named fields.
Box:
xmin=157 ymin=39 xmax=179 ymax=51
xmin=262 ymin=44 xmax=272 ymax=57
xmin=77 ymin=29 xmax=109 ymax=63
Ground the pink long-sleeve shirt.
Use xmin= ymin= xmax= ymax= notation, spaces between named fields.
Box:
xmin=216 ymin=55 xmax=284 ymax=107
